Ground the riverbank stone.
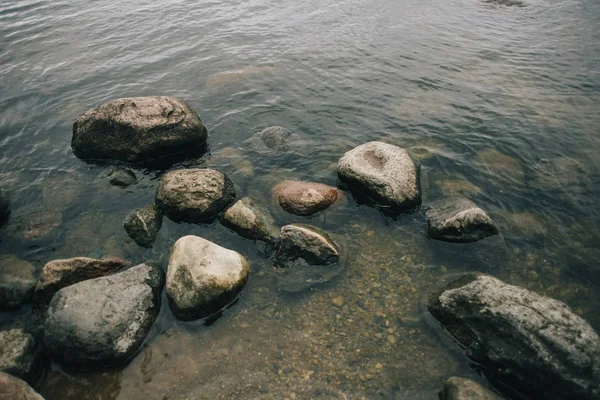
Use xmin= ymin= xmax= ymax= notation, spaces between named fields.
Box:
xmin=0 ymin=255 xmax=36 ymax=310
xmin=124 ymin=204 xmax=162 ymax=247
xmin=44 ymin=263 xmax=164 ymax=366
xmin=155 ymin=169 xmax=235 ymax=222
xmin=426 ymin=198 xmax=499 ymax=243
xmin=220 ymin=197 xmax=278 ymax=242
xmin=33 ymin=256 xmax=129 ymax=306
xmin=0 ymin=328 xmax=43 ymax=383
xmin=72 ymin=96 xmax=208 ymax=166
xmin=275 ymin=224 xmax=342 ymax=292
xmin=337 ymin=141 xmax=421 ymax=210
xmin=0 ymin=372 xmax=44 ymax=400
xmin=428 ymin=273 xmax=600 ymax=400
xmin=440 ymin=377 xmax=503 ymax=400
xmin=0 ymin=189 xmax=9 ymax=226
xmin=167 ymin=235 xmax=249 ymax=320
xmin=272 ymin=180 xmax=339 ymax=216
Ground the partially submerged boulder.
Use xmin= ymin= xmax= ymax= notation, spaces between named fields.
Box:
xmin=275 ymin=224 xmax=342 ymax=292
xmin=33 ymin=256 xmax=129 ymax=306
xmin=155 ymin=169 xmax=235 ymax=222
xmin=220 ymin=197 xmax=278 ymax=242
xmin=272 ymin=180 xmax=339 ymax=216
xmin=0 ymin=372 xmax=44 ymax=400
xmin=0 ymin=255 xmax=36 ymax=310
xmin=0 ymin=328 xmax=43 ymax=383
xmin=124 ymin=204 xmax=162 ymax=247
xmin=428 ymin=273 xmax=600 ymax=400
xmin=166 ymin=235 xmax=249 ymax=320
xmin=107 ymin=168 xmax=137 ymax=187
xmin=72 ymin=96 xmax=208 ymax=166
xmin=44 ymin=263 xmax=164 ymax=366
xmin=439 ymin=377 xmax=502 ymax=400
xmin=0 ymin=189 xmax=9 ymax=226
xmin=337 ymin=141 xmax=420 ymax=210
xmin=247 ymin=126 xmax=295 ymax=152
xmin=426 ymin=198 xmax=498 ymax=243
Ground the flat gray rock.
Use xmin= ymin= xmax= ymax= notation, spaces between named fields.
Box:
xmin=337 ymin=141 xmax=420 ymax=210
xmin=426 ymin=198 xmax=498 ymax=243
xmin=0 ymin=372 xmax=44 ymax=400
xmin=44 ymin=263 xmax=164 ymax=366
xmin=167 ymin=235 xmax=249 ymax=320
xmin=428 ymin=273 xmax=600 ymax=400
xmin=155 ymin=169 xmax=235 ymax=222
xmin=72 ymin=96 xmax=207 ymax=166
xmin=0 ymin=328 xmax=43 ymax=383
xmin=0 ymin=255 xmax=36 ymax=310
xmin=220 ymin=197 xmax=278 ymax=242
xmin=124 ymin=204 xmax=162 ymax=247
xmin=440 ymin=377 xmax=503 ymax=400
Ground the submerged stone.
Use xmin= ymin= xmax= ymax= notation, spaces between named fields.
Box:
xmin=428 ymin=273 xmax=600 ymax=400
xmin=72 ymin=96 xmax=208 ymax=166
xmin=337 ymin=141 xmax=421 ymax=210
xmin=0 ymin=372 xmax=44 ymax=400
xmin=0 ymin=328 xmax=43 ymax=383
xmin=440 ymin=377 xmax=502 ymax=400
xmin=44 ymin=263 xmax=164 ymax=366
xmin=0 ymin=255 xmax=36 ymax=310
xmin=107 ymin=168 xmax=137 ymax=187
xmin=123 ymin=204 xmax=162 ymax=247
xmin=473 ymin=148 xmax=524 ymax=183
xmin=272 ymin=180 xmax=339 ymax=216
xmin=426 ymin=198 xmax=499 ymax=243
xmin=155 ymin=169 xmax=236 ymax=222
xmin=166 ymin=235 xmax=249 ymax=320
xmin=220 ymin=197 xmax=278 ymax=242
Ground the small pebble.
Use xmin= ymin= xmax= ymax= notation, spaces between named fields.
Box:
xmin=331 ymin=296 xmax=345 ymax=308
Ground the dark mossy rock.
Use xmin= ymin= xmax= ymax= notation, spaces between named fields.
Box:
xmin=0 ymin=189 xmax=10 ymax=227
xmin=124 ymin=205 xmax=162 ymax=247
xmin=107 ymin=168 xmax=137 ymax=187
xmin=0 ymin=255 xmax=36 ymax=310
xmin=0 ymin=328 xmax=45 ymax=384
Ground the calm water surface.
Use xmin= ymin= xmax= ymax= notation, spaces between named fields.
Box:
xmin=1 ymin=0 xmax=599 ymax=398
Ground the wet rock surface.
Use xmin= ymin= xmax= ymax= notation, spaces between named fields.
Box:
xmin=166 ymin=235 xmax=249 ymax=320
xmin=337 ymin=141 xmax=421 ymax=210
xmin=428 ymin=273 xmax=600 ymax=400
xmin=123 ymin=204 xmax=162 ymax=247
xmin=275 ymin=224 xmax=342 ymax=292
xmin=439 ymin=377 xmax=503 ymax=400
xmin=426 ymin=198 xmax=498 ymax=243
xmin=44 ymin=263 xmax=164 ymax=366
xmin=0 ymin=372 xmax=44 ymax=400
xmin=246 ymin=125 xmax=295 ymax=152
xmin=272 ymin=180 xmax=339 ymax=216
xmin=0 ymin=328 xmax=43 ymax=383
xmin=33 ymin=256 xmax=129 ymax=306
xmin=72 ymin=96 xmax=208 ymax=166
xmin=0 ymin=255 xmax=36 ymax=310
xmin=0 ymin=189 xmax=9 ymax=226
xmin=155 ymin=168 xmax=236 ymax=222
xmin=107 ymin=168 xmax=137 ymax=187
xmin=220 ymin=197 xmax=278 ymax=242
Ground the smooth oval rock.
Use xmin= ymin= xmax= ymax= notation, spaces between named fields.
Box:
xmin=337 ymin=141 xmax=421 ymax=210
xmin=428 ymin=273 xmax=600 ymax=400
xmin=166 ymin=235 xmax=249 ymax=320
xmin=43 ymin=263 xmax=164 ymax=366
xmin=272 ymin=181 xmax=339 ymax=216
xmin=440 ymin=377 xmax=503 ymax=400
xmin=0 ymin=255 xmax=36 ymax=310
xmin=123 ymin=204 xmax=162 ymax=247
xmin=426 ymin=198 xmax=499 ymax=243
xmin=275 ymin=224 xmax=342 ymax=292
xmin=72 ymin=96 xmax=208 ymax=166
xmin=220 ymin=197 xmax=278 ymax=242
xmin=155 ymin=169 xmax=235 ymax=222
xmin=33 ymin=256 xmax=130 ymax=306
xmin=0 ymin=372 xmax=44 ymax=400
xmin=0 ymin=328 xmax=43 ymax=383
xmin=0 ymin=189 xmax=9 ymax=226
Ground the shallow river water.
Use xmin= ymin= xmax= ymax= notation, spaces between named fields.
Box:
xmin=1 ymin=0 xmax=600 ymax=399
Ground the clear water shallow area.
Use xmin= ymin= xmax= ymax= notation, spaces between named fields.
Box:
xmin=1 ymin=0 xmax=599 ymax=398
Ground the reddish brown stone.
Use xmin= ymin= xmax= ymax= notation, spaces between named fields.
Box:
xmin=272 ymin=181 xmax=339 ymax=216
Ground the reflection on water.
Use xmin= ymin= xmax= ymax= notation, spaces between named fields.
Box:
xmin=1 ymin=0 xmax=599 ymax=398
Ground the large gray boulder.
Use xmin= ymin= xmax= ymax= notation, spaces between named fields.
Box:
xmin=166 ymin=235 xmax=249 ymax=320
xmin=0 ymin=372 xmax=44 ymax=400
xmin=337 ymin=141 xmax=420 ymax=210
xmin=440 ymin=377 xmax=503 ymax=400
xmin=155 ymin=169 xmax=235 ymax=222
xmin=0 ymin=189 xmax=9 ymax=226
xmin=72 ymin=96 xmax=208 ymax=165
xmin=272 ymin=180 xmax=339 ymax=216
xmin=0 ymin=329 xmax=43 ymax=383
xmin=0 ymin=255 xmax=36 ymax=310
xmin=44 ymin=263 xmax=164 ymax=366
xmin=33 ymin=257 xmax=129 ymax=306
xmin=275 ymin=224 xmax=342 ymax=292
xmin=220 ymin=197 xmax=278 ymax=242
xmin=426 ymin=198 xmax=499 ymax=243
xmin=428 ymin=273 xmax=600 ymax=400
xmin=123 ymin=204 xmax=162 ymax=247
